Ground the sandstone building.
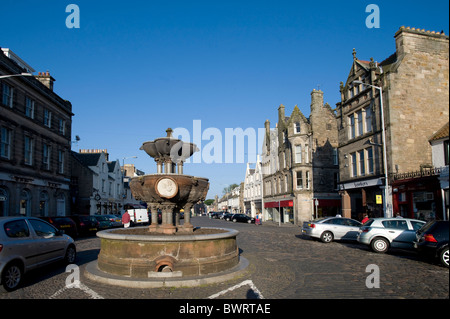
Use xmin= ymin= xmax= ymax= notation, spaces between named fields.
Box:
xmin=337 ymin=27 xmax=449 ymax=220
xmin=262 ymin=89 xmax=340 ymax=225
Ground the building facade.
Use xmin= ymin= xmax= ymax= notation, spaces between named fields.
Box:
xmin=337 ymin=27 xmax=449 ymax=221
xmin=262 ymin=89 xmax=340 ymax=225
xmin=243 ymin=155 xmax=263 ymax=217
xmin=0 ymin=48 xmax=73 ymax=217
xmin=70 ymin=149 xmax=124 ymax=215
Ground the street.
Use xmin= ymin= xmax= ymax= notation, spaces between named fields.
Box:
xmin=1 ymin=216 xmax=448 ymax=300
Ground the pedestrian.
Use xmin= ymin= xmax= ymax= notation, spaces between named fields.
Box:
xmin=122 ymin=210 xmax=131 ymax=228
xmin=361 ymin=214 xmax=369 ymax=224
xmin=255 ymin=213 xmax=262 ymax=225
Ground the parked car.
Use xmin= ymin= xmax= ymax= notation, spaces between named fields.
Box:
xmin=39 ymin=216 xmax=78 ymax=238
xmin=231 ymin=214 xmax=255 ymax=224
xmin=0 ymin=216 xmax=76 ymax=292
xmin=94 ymin=215 xmax=113 ymax=230
xmin=68 ymin=215 xmax=99 ymax=236
xmin=103 ymin=214 xmax=122 ymax=228
xmin=414 ymin=220 xmax=449 ymax=268
xmin=223 ymin=213 xmax=234 ymax=221
xmin=301 ymin=217 xmax=362 ymax=243
xmin=357 ymin=217 xmax=426 ymax=253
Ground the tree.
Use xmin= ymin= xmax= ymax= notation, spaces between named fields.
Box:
xmin=204 ymin=199 xmax=215 ymax=206
xmin=222 ymin=184 xmax=239 ymax=195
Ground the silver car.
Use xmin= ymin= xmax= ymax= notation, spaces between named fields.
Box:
xmin=0 ymin=216 xmax=76 ymax=292
xmin=357 ymin=217 xmax=426 ymax=253
xmin=301 ymin=217 xmax=362 ymax=243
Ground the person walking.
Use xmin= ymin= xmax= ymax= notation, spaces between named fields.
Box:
xmin=122 ymin=210 xmax=131 ymax=228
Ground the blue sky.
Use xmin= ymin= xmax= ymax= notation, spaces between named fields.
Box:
xmin=1 ymin=0 xmax=448 ymax=199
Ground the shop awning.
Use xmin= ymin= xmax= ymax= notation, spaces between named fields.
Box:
xmin=264 ymin=200 xmax=293 ymax=208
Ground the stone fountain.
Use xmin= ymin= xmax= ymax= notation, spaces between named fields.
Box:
xmin=88 ymin=129 xmax=244 ymax=285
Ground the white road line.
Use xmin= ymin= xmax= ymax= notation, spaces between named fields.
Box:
xmin=207 ymin=280 xmax=264 ymax=299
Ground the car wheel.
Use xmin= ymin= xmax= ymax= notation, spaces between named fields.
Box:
xmin=247 ymin=219 xmax=252 ymax=224
xmin=371 ymin=237 xmax=389 ymax=253
xmin=1 ymin=262 xmax=23 ymax=292
xmin=439 ymin=247 xmax=449 ymax=268
xmin=320 ymin=231 xmax=333 ymax=243
xmin=64 ymin=245 xmax=77 ymax=264
xmin=232 ymin=219 xmax=237 ymax=222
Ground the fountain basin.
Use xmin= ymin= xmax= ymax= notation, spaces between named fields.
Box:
xmin=96 ymin=227 xmax=239 ymax=278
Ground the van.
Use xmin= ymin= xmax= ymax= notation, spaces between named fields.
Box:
xmin=124 ymin=208 xmax=149 ymax=226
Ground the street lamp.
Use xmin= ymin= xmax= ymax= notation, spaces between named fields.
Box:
xmin=353 ymin=80 xmax=391 ymax=218
xmin=0 ymin=72 xmax=33 ymax=79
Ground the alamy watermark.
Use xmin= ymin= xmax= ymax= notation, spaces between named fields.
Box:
xmin=65 ymin=4 xmax=80 ymax=29
xmin=365 ymin=264 xmax=380 ymax=288
xmin=365 ymin=4 xmax=380 ymax=29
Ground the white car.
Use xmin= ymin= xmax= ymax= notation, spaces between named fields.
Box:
xmin=0 ymin=216 xmax=76 ymax=292
xmin=301 ymin=217 xmax=362 ymax=243
xmin=357 ymin=217 xmax=426 ymax=253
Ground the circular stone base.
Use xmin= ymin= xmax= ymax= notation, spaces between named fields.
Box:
xmin=84 ymin=256 xmax=249 ymax=288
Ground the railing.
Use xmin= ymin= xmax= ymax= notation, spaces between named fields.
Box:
xmin=392 ymin=166 xmax=449 ymax=181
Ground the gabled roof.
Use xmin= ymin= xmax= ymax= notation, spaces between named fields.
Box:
xmin=71 ymin=152 xmax=102 ymax=167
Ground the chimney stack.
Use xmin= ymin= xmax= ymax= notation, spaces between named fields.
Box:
xmin=35 ymin=71 xmax=55 ymax=91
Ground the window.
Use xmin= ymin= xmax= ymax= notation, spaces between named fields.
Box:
xmin=333 ymin=148 xmax=338 ymax=165
xmin=351 ymin=152 xmax=357 ymax=177
xmin=306 ymin=171 xmax=310 ymax=189
xmin=444 ymin=140 xmax=449 ymax=166
xmin=4 ymin=220 xmax=30 ymax=238
xmin=25 ymin=97 xmax=35 ymax=119
xmin=358 ymin=150 xmax=365 ymax=176
xmin=0 ymin=127 xmax=11 ymax=159
xmin=365 ymin=107 xmax=372 ymax=133
xmin=333 ymin=172 xmax=339 ymax=190
xmin=366 ymin=147 xmax=374 ymax=174
xmin=24 ymin=136 xmax=33 ymax=165
xmin=295 ymin=145 xmax=302 ymax=163
xmin=294 ymin=122 xmax=301 ymax=134
xmin=296 ymin=171 xmax=303 ymax=189
xmin=357 ymin=110 xmax=363 ymax=136
xmin=58 ymin=150 xmax=64 ymax=173
xmin=382 ymin=220 xmax=408 ymax=230
xmin=349 ymin=114 xmax=355 ymax=139
xmin=29 ymin=219 xmax=57 ymax=237
xmin=43 ymin=143 xmax=51 ymax=170
xmin=59 ymin=119 xmax=65 ymax=135
xmin=2 ymin=83 xmax=13 ymax=107
xmin=44 ymin=109 xmax=52 ymax=127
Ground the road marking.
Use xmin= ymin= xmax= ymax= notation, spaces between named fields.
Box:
xmin=207 ymin=280 xmax=264 ymax=299
xmin=49 ymin=281 xmax=104 ymax=299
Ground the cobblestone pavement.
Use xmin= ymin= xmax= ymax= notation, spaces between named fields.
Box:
xmin=1 ymin=216 xmax=448 ymax=300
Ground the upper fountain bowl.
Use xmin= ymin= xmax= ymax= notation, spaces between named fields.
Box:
xmin=139 ymin=128 xmax=199 ymax=162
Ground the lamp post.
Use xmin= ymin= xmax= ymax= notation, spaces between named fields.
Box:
xmin=353 ymin=80 xmax=391 ymax=218
xmin=0 ymin=72 xmax=33 ymax=79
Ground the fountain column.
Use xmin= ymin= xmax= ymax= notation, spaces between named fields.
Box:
xmin=160 ymin=203 xmax=177 ymax=234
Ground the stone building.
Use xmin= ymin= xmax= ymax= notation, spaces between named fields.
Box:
xmin=243 ymin=155 xmax=263 ymax=217
xmin=70 ymin=149 xmax=124 ymax=215
xmin=0 ymin=48 xmax=73 ymax=217
xmin=337 ymin=27 xmax=449 ymax=220
xmin=262 ymin=89 xmax=340 ymax=225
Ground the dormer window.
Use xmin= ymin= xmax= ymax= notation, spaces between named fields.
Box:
xmin=294 ymin=122 xmax=301 ymax=134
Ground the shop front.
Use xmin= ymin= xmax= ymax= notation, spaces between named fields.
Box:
xmin=264 ymin=199 xmax=294 ymax=224
xmin=392 ymin=175 xmax=443 ymax=221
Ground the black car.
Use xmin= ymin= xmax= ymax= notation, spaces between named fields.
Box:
xmin=231 ymin=214 xmax=255 ymax=224
xmin=40 ymin=216 xmax=78 ymax=238
xmin=69 ymin=215 xmax=99 ymax=236
xmin=414 ymin=220 xmax=449 ymax=268
xmin=223 ymin=213 xmax=234 ymax=221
